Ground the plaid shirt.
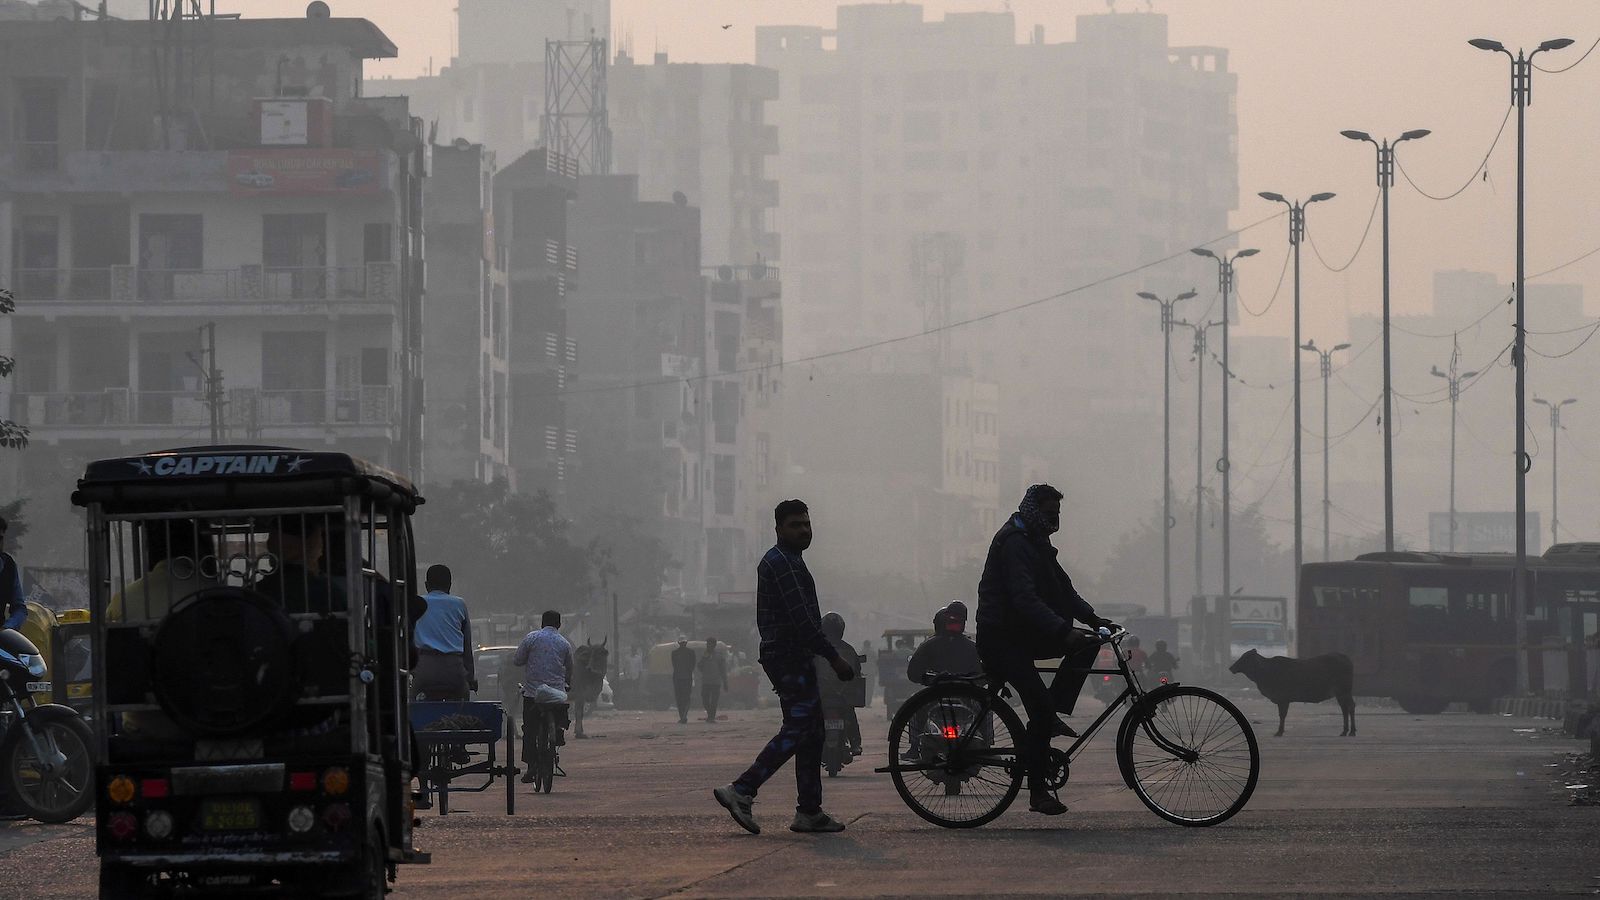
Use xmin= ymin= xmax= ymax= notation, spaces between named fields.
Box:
xmin=755 ymin=544 xmax=839 ymax=663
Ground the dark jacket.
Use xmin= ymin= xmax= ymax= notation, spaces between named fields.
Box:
xmin=976 ymin=516 xmax=1099 ymax=658
xmin=906 ymin=634 xmax=983 ymax=686
xmin=671 ymin=645 xmax=697 ymax=682
xmin=754 ymin=544 xmax=840 ymax=663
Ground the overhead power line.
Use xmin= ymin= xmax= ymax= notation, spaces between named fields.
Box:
xmin=1306 ymin=191 xmax=1380 ymax=272
xmin=1238 ymin=245 xmax=1291 ymax=317
xmin=1394 ymin=106 xmax=1512 ymax=201
xmin=1532 ymin=36 xmax=1600 ymax=73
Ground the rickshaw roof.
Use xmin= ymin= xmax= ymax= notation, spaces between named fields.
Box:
xmin=72 ymin=445 xmax=421 ymax=510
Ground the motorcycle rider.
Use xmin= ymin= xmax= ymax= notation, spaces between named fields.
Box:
xmin=1147 ymin=640 xmax=1179 ymax=677
xmin=906 ymin=604 xmax=982 ymax=686
xmin=976 ymin=483 xmax=1114 ymax=816
xmin=817 ymin=612 xmax=862 ymax=757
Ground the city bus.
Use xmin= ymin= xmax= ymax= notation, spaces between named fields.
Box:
xmin=1298 ymin=543 xmax=1600 ymax=714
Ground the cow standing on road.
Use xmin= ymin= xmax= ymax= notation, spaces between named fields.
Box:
xmin=1229 ymin=649 xmax=1356 ymax=737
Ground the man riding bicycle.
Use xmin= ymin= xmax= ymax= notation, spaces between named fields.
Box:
xmin=976 ymin=483 xmax=1114 ymax=816
xmin=513 ymin=609 xmax=574 ymax=783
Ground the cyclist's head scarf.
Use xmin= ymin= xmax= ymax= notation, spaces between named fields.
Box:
xmin=1017 ymin=483 xmax=1064 ymax=537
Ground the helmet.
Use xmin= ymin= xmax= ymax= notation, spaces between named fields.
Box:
xmin=1128 ymin=636 xmax=1141 ymax=647
xmin=1155 ymin=640 xmax=1168 ymax=651
xmin=932 ymin=608 xmax=952 ymax=634
xmin=821 ymin=611 xmax=846 ymax=640
xmin=946 ymin=600 xmax=969 ymax=621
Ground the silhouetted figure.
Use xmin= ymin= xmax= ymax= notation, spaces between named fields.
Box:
xmin=816 ymin=612 xmax=861 ymax=755
xmin=713 ymin=499 xmax=854 ymax=835
xmin=411 ymin=564 xmax=475 ymax=701
xmin=671 ymin=639 xmax=697 ymax=723
xmin=906 ymin=605 xmax=982 ymax=686
xmin=699 ymin=638 xmax=729 ymax=721
xmin=976 ymin=484 xmax=1114 ymax=816
xmin=1230 ymin=650 xmax=1356 ymax=736
xmin=1147 ymin=641 xmax=1178 ymax=677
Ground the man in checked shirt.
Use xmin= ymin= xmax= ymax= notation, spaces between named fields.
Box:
xmin=714 ymin=499 xmax=855 ymax=835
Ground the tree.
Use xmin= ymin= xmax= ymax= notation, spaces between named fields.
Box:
xmin=0 ymin=499 xmax=27 ymax=545
xmin=413 ymin=480 xmax=596 ymax=617
xmin=0 ymin=288 xmax=27 ymax=449
xmin=574 ymin=510 xmax=676 ymax=620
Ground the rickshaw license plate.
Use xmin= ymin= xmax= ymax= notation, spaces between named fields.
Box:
xmin=200 ymin=798 xmax=261 ymax=831
xmin=825 ymin=721 xmax=845 ymax=731
xmin=24 ymin=682 xmax=50 ymax=693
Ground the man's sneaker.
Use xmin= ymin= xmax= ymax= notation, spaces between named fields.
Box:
xmin=1051 ymin=718 xmax=1079 ymax=739
xmin=789 ymin=810 xmax=846 ymax=833
xmin=1029 ymin=793 xmax=1068 ymax=816
xmin=713 ymin=785 xmax=760 ymax=835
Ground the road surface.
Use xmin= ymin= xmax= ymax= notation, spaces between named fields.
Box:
xmin=3 ymin=693 xmax=1595 ymax=897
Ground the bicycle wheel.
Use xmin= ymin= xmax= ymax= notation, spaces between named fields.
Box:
xmin=887 ymin=682 xmax=1024 ymax=828
xmin=1117 ymin=685 xmax=1259 ymax=826
xmin=538 ymin=714 xmax=556 ymax=794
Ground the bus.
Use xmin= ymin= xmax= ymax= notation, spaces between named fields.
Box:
xmin=1298 ymin=543 xmax=1600 ymax=713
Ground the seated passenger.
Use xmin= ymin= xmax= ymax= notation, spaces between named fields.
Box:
xmin=108 ymin=519 xmax=217 ymax=622
xmin=254 ymin=514 xmax=345 ymax=613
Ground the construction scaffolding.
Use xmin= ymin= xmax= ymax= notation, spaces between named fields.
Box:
xmin=543 ymin=38 xmax=611 ymax=176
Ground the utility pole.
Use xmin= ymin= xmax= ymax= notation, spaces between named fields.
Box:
xmin=186 ymin=322 xmax=226 ymax=444
xmin=1260 ymin=191 xmax=1336 ymax=601
xmin=1430 ymin=338 xmax=1479 ymax=552
xmin=1137 ymin=289 xmax=1197 ymax=618
xmin=1468 ymin=35 xmax=1573 ymax=694
xmin=1532 ymin=397 xmax=1576 ymax=547
xmin=1176 ymin=318 xmax=1224 ymax=603
xmin=1190 ymin=247 xmax=1257 ymax=600
xmin=1302 ymin=340 xmax=1350 ymax=561
xmin=1341 ymin=128 xmax=1430 ymax=552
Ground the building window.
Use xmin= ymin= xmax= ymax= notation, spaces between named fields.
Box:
xmin=714 ymin=455 xmax=735 ymax=516
xmin=16 ymin=78 xmax=62 ymax=171
xmin=363 ymin=224 xmax=392 ymax=263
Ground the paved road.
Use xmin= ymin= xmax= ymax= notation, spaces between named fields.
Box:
xmin=3 ymin=694 xmax=1595 ymax=897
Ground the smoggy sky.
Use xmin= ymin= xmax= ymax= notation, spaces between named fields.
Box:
xmin=258 ymin=0 xmax=1600 ymax=348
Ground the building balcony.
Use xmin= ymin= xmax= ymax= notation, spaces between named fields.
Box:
xmin=9 ymin=386 xmax=395 ymax=440
xmin=733 ymin=175 xmax=779 ymax=210
xmin=544 ymin=238 xmax=579 ymax=273
xmin=10 ymin=262 xmax=399 ymax=311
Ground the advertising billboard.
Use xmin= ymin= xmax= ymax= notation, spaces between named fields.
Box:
xmin=227 ymin=148 xmax=385 ymax=195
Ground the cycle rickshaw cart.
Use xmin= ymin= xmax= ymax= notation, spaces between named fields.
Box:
xmin=78 ymin=446 xmax=431 ymax=898
xmin=410 ymin=699 xmax=518 ymax=813
xmin=877 ymin=627 xmax=1260 ymax=828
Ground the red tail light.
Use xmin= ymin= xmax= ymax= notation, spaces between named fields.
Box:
xmin=322 ymin=802 xmax=352 ymax=831
xmin=289 ymin=772 xmax=317 ymax=792
xmin=941 ymin=725 xmax=960 ymax=740
xmin=140 ymin=778 xmax=169 ymax=800
xmin=1159 ymin=676 xmax=1169 ymax=685
xmin=1102 ymin=675 xmax=1111 ymax=682
xmin=107 ymin=812 xmax=138 ymax=841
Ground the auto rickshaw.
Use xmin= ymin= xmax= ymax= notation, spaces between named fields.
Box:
xmin=77 ymin=446 xmax=430 ymax=898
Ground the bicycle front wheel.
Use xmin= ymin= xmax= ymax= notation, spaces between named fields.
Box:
xmin=1117 ymin=685 xmax=1259 ymax=826
xmin=887 ymin=682 xmax=1024 ymax=828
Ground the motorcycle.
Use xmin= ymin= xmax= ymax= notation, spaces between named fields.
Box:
xmin=0 ymin=628 xmax=93 ymax=823
xmin=821 ymin=697 xmax=853 ymax=777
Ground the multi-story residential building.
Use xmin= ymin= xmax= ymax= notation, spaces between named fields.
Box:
xmin=610 ymin=51 xmax=781 ymax=269
xmin=493 ymin=148 xmax=580 ymax=497
xmin=424 ymin=140 xmax=511 ymax=489
xmin=565 ymin=175 xmax=709 ymax=598
xmin=0 ymin=13 xmax=425 ymax=565
xmin=757 ymin=5 xmax=1238 ymax=566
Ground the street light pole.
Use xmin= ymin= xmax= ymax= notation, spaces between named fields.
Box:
xmin=1431 ymin=344 xmax=1479 ymax=552
xmin=1177 ymin=318 xmax=1224 ymax=603
xmin=1469 ymin=36 xmax=1573 ymax=694
xmin=1259 ymin=191 xmax=1336 ymax=599
xmin=1340 ymin=129 xmax=1430 ymax=553
xmin=1302 ymin=340 xmax=1350 ymax=561
xmin=1191 ymin=247 xmax=1258 ymax=600
xmin=1532 ymin=397 xmax=1576 ymax=547
xmin=1138 ymin=289 xmax=1197 ymax=618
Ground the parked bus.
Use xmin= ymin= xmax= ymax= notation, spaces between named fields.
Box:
xmin=1298 ymin=543 xmax=1600 ymax=713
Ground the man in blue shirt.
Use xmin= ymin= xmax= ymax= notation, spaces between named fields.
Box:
xmin=714 ymin=499 xmax=854 ymax=835
xmin=413 ymin=564 xmax=475 ymax=700
xmin=0 ymin=517 xmax=26 ymax=632
xmin=512 ymin=609 xmax=574 ymax=782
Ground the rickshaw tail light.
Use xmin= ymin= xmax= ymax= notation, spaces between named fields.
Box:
xmin=140 ymin=778 xmax=169 ymax=800
xmin=289 ymin=771 xmax=317 ymax=792
xmin=941 ymin=725 xmax=960 ymax=740
xmin=107 ymin=812 xmax=138 ymax=841
xmin=107 ymin=775 xmax=136 ymax=804
xmin=287 ymin=805 xmax=316 ymax=834
xmin=322 ymin=802 xmax=352 ymax=831
xmin=322 ymin=767 xmax=350 ymax=796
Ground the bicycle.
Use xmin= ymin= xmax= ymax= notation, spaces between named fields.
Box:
xmin=877 ymin=627 xmax=1259 ymax=828
xmin=522 ymin=701 xmax=568 ymax=794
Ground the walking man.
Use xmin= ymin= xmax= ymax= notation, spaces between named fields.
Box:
xmin=699 ymin=637 xmax=729 ymax=722
xmin=671 ymin=638 xmax=697 ymax=724
xmin=1 ymin=518 xmax=28 ymax=631
xmin=714 ymin=499 xmax=855 ymax=835
xmin=413 ymin=564 xmax=476 ymax=701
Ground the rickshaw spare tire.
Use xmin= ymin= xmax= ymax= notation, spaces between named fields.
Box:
xmin=151 ymin=586 xmax=299 ymax=737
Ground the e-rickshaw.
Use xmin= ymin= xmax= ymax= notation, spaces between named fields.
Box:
xmin=76 ymin=446 xmax=430 ymax=897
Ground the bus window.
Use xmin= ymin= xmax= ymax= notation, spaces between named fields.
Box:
xmin=1463 ymin=591 xmax=1505 ymax=621
xmin=1407 ymin=586 xmax=1448 ymax=610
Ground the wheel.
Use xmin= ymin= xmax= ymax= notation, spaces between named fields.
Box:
xmin=2 ymin=712 xmax=94 ymax=823
xmin=358 ymin=822 xmax=387 ymax=900
xmin=504 ymin=718 xmax=517 ymax=815
xmin=1395 ymin=695 xmax=1449 ymax=715
xmin=886 ymin=682 xmax=1024 ymax=829
xmin=1117 ymin=685 xmax=1259 ymax=827
xmin=432 ymin=750 xmax=449 ymax=816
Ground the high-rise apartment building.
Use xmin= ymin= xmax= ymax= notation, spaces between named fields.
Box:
xmin=0 ymin=13 xmax=425 ymax=565
xmin=424 ymin=140 xmax=512 ymax=489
